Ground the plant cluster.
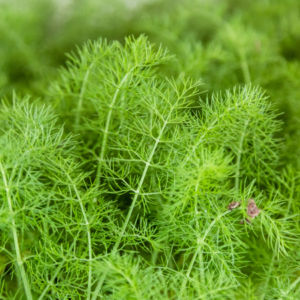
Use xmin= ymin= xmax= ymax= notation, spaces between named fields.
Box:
xmin=1 ymin=0 xmax=300 ymax=299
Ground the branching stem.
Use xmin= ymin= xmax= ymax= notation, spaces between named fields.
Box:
xmin=235 ymin=119 xmax=249 ymax=192
xmin=91 ymin=104 xmax=174 ymax=300
xmin=239 ymin=52 xmax=251 ymax=84
xmin=286 ymin=177 xmax=295 ymax=216
xmin=0 ymin=160 xmax=33 ymax=300
xmin=261 ymin=251 xmax=276 ymax=300
xmin=194 ymin=181 xmax=206 ymax=293
xmin=180 ymin=210 xmax=231 ymax=296
xmin=95 ymin=67 xmax=135 ymax=187
xmin=38 ymin=234 xmax=80 ymax=300
xmin=67 ymin=174 xmax=93 ymax=300
xmin=75 ymin=62 xmax=94 ymax=128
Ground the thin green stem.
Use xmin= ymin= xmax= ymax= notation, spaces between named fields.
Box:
xmin=182 ymin=109 xmax=233 ymax=166
xmin=180 ymin=210 xmax=231 ymax=296
xmin=235 ymin=119 xmax=249 ymax=193
xmin=75 ymin=62 xmax=94 ymax=128
xmin=67 ymin=174 xmax=92 ymax=300
xmin=38 ymin=233 xmax=80 ymax=300
xmin=182 ymin=122 xmax=215 ymax=166
xmin=194 ymin=181 xmax=206 ymax=293
xmin=286 ymin=177 xmax=295 ymax=216
xmin=8 ymin=165 xmax=22 ymax=288
xmin=91 ymin=106 xmax=174 ymax=300
xmin=151 ymin=175 xmax=164 ymax=266
xmin=277 ymin=276 xmax=300 ymax=300
xmin=0 ymin=160 xmax=33 ymax=300
xmin=95 ymin=68 xmax=134 ymax=187
xmin=180 ymin=246 xmax=201 ymax=296
xmin=261 ymin=251 xmax=276 ymax=300
xmin=286 ymin=277 xmax=300 ymax=295
xmin=264 ymin=179 xmax=295 ymax=300
xmin=10 ymin=240 xmax=22 ymax=288
xmin=240 ymin=55 xmax=251 ymax=84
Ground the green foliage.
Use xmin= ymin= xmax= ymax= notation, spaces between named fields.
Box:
xmin=1 ymin=0 xmax=300 ymax=299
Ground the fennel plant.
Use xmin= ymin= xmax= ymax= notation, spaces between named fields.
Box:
xmin=1 ymin=2 xmax=300 ymax=298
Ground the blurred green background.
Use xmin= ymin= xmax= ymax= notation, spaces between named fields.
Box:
xmin=0 ymin=0 xmax=300 ymax=165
